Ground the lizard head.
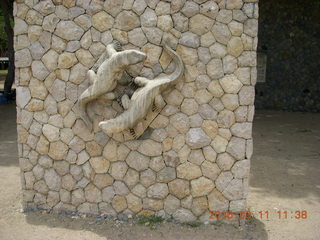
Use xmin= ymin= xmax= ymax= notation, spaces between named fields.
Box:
xmin=123 ymin=50 xmax=147 ymax=65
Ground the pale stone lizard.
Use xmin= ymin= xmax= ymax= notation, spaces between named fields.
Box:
xmin=77 ymin=41 xmax=147 ymax=130
xmin=99 ymin=44 xmax=184 ymax=134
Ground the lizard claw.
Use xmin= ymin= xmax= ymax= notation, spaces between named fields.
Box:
xmin=113 ymin=40 xmax=122 ymax=52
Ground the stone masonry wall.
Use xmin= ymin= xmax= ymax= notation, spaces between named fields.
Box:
xmin=256 ymin=0 xmax=320 ymax=112
xmin=15 ymin=0 xmax=258 ymax=222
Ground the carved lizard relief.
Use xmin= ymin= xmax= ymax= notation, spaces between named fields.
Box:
xmin=77 ymin=41 xmax=147 ymax=130
xmin=99 ymin=44 xmax=184 ymax=134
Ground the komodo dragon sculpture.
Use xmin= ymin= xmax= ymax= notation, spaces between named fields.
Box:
xmin=77 ymin=41 xmax=147 ymax=130
xmin=99 ymin=44 xmax=184 ymax=134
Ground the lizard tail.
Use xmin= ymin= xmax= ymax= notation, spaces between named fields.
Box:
xmin=163 ymin=44 xmax=184 ymax=82
xmin=77 ymin=88 xmax=95 ymax=130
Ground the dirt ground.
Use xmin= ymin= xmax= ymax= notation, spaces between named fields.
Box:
xmin=0 ymin=103 xmax=319 ymax=240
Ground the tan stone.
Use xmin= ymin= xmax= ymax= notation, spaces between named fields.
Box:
xmin=203 ymin=146 xmax=217 ymax=162
xmin=103 ymin=140 xmax=118 ymax=162
xmin=76 ymin=49 xmax=95 ymax=68
xmin=114 ymin=10 xmax=140 ymax=31
xmin=226 ymin=136 xmax=246 ymax=161
xmin=143 ymin=198 xmax=163 ymax=211
xmin=228 ymin=21 xmax=243 ymax=36
xmin=123 ymin=168 xmax=139 ymax=188
xmin=239 ymin=86 xmax=255 ymax=105
xmin=222 ymin=179 xmax=243 ymax=200
xmin=109 ymin=162 xmax=128 ymax=180
xmin=168 ymin=179 xmax=190 ymax=199
xmin=126 ymin=193 xmax=142 ymax=213
xmin=208 ymin=189 xmax=229 ymax=211
xmin=137 ymin=140 xmax=162 ymax=157
xmin=208 ymin=80 xmax=224 ymax=98
xmin=147 ymin=183 xmax=169 ymax=199
xmin=207 ymin=59 xmax=224 ymax=79
xmin=211 ymin=135 xmax=228 ymax=153
xmin=176 ymin=45 xmax=198 ymax=65
xmin=102 ymin=186 xmax=115 ymax=203
xmin=219 ymin=74 xmax=243 ymax=94
xmin=170 ymin=113 xmax=190 ymax=134
xmin=126 ymin=151 xmax=150 ymax=171
xmin=221 ymin=94 xmax=239 ymax=111
xmin=201 ymin=161 xmax=220 ymax=180
xmin=217 ymin=110 xmax=236 ymax=128
xmin=191 ymin=197 xmax=208 ymax=216
xmin=177 ymin=162 xmax=202 ymax=180
xmin=194 ymin=89 xmax=213 ymax=105
xmin=157 ymin=15 xmax=173 ymax=32
xmin=212 ymin=22 xmax=231 ymax=45
xmin=217 ymin=153 xmax=235 ymax=171
xmin=189 ymin=14 xmax=213 ymax=35
xmin=188 ymin=149 xmax=205 ymax=166
xmin=149 ymin=156 xmax=165 ymax=172
xmin=140 ymin=169 xmax=156 ymax=187
xmin=48 ymin=141 xmax=68 ymax=160
xmin=173 ymin=208 xmax=197 ymax=222
xmin=92 ymin=11 xmax=114 ymax=32
xmin=58 ymin=52 xmax=77 ymax=69
xmin=84 ymin=141 xmax=101 ymax=157
xmin=44 ymin=169 xmax=61 ymax=191
xmin=191 ymin=177 xmax=214 ymax=197
xmin=216 ymin=9 xmax=233 ymax=24
xmin=128 ymin=28 xmax=147 ymax=47
xmin=113 ymin=181 xmax=129 ymax=196
xmin=55 ymin=21 xmax=84 ymax=41
xmin=94 ymin=174 xmax=113 ymax=189
xmin=89 ymin=157 xmax=110 ymax=174
xmin=112 ymin=195 xmax=127 ymax=212
xmin=111 ymin=29 xmax=128 ymax=44
xmin=226 ymin=0 xmax=243 ymax=9
xmin=202 ymin=120 xmax=219 ymax=139
xmin=231 ymin=159 xmax=250 ymax=178
xmin=231 ymin=122 xmax=252 ymax=139
xmin=132 ymin=184 xmax=146 ymax=198
xmin=165 ymin=89 xmax=184 ymax=106
xmin=164 ymin=195 xmax=180 ymax=215
xmin=227 ymin=37 xmax=244 ymax=57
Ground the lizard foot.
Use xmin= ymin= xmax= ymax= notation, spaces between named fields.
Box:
xmin=113 ymin=40 xmax=122 ymax=52
xmin=130 ymin=128 xmax=136 ymax=138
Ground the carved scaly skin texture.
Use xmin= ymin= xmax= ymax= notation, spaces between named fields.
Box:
xmin=77 ymin=44 xmax=146 ymax=130
xmin=99 ymin=44 xmax=184 ymax=134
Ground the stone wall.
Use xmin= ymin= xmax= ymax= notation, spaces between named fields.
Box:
xmin=15 ymin=0 xmax=258 ymax=222
xmin=256 ymin=0 xmax=320 ymax=112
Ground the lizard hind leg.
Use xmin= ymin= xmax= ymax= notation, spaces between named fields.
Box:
xmin=134 ymin=77 xmax=150 ymax=87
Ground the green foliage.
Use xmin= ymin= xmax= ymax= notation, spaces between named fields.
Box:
xmin=0 ymin=2 xmax=13 ymax=52
xmin=0 ymin=15 xmax=7 ymax=50
xmin=137 ymin=215 xmax=164 ymax=228
xmin=0 ymin=70 xmax=8 ymax=76
xmin=181 ymin=221 xmax=202 ymax=228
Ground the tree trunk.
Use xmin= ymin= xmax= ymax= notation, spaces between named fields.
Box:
xmin=0 ymin=0 xmax=14 ymax=99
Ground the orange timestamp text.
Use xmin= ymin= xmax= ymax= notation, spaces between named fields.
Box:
xmin=209 ymin=210 xmax=308 ymax=220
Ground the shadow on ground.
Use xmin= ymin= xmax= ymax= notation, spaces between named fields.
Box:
xmin=0 ymin=103 xmax=17 ymax=167
xmin=24 ymin=211 xmax=268 ymax=240
xmin=250 ymin=110 xmax=320 ymax=199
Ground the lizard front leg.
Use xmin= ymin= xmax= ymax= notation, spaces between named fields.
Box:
xmin=121 ymin=94 xmax=130 ymax=110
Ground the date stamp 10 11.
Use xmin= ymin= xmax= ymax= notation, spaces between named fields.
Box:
xmin=209 ymin=210 xmax=308 ymax=220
